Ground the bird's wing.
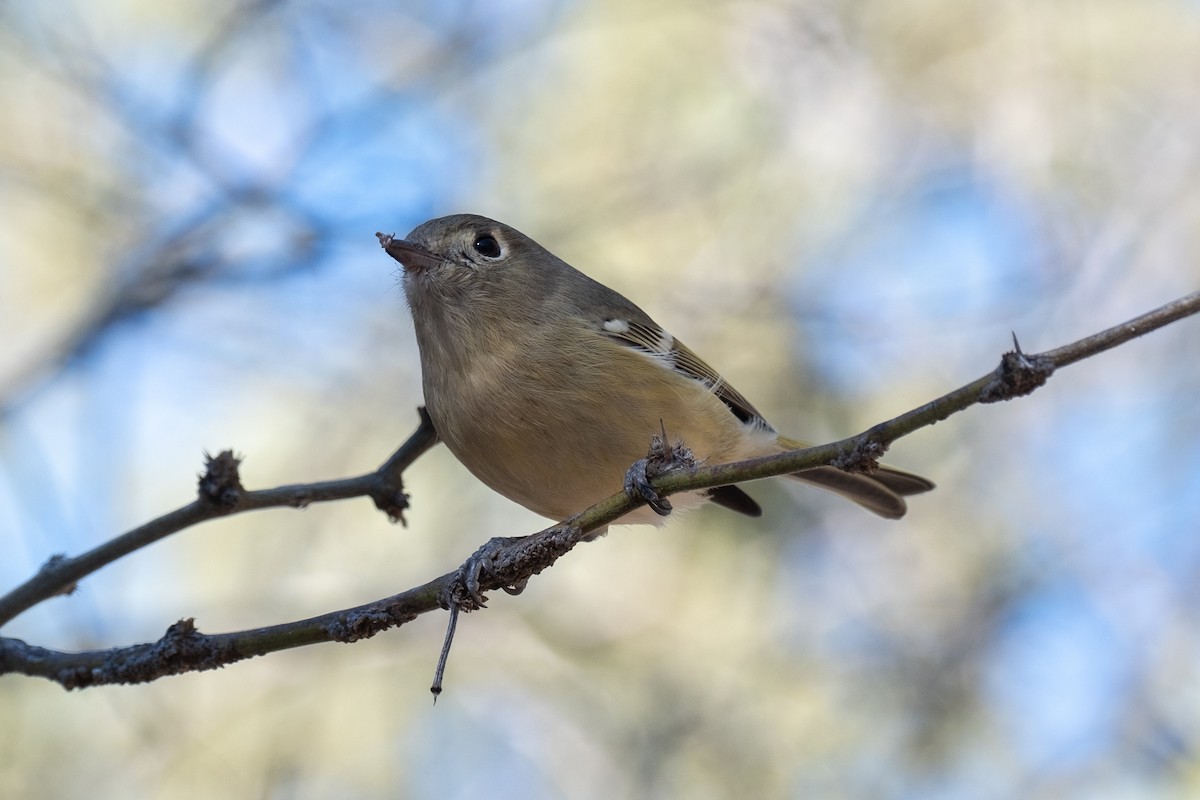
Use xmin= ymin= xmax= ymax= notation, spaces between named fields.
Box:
xmin=589 ymin=307 xmax=935 ymax=520
xmin=596 ymin=315 xmax=773 ymax=432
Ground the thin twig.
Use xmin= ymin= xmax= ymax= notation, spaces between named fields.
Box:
xmin=431 ymin=604 xmax=460 ymax=700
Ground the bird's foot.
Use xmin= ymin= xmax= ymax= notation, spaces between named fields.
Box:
xmin=440 ymin=536 xmax=529 ymax=611
xmin=623 ymin=427 xmax=696 ymax=517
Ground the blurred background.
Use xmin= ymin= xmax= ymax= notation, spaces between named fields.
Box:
xmin=2 ymin=1 xmax=1199 ymax=797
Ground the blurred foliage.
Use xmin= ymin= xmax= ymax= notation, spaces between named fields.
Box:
xmin=2 ymin=1 xmax=1200 ymax=798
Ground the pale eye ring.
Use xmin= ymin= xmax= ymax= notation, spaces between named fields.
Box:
xmin=473 ymin=234 xmax=502 ymax=258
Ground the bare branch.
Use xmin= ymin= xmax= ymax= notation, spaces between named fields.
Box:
xmin=0 ymin=408 xmax=438 ymax=628
xmin=0 ymin=292 xmax=1196 ymax=689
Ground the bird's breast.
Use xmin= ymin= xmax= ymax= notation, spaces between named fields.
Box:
xmin=419 ymin=330 xmax=773 ymax=520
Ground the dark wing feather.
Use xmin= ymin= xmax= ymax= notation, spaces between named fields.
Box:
xmin=705 ymin=485 xmax=763 ymax=517
xmin=600 ymin=318 xmax=773 ymax=431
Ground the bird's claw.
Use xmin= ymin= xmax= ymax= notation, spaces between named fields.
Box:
xmin=624 ymin=428 xmax=697 ymax=516
xmin=440 ymin=536 xmax=528 ymax=611
xmin=624 ymin=458 xmax=673 ymax=516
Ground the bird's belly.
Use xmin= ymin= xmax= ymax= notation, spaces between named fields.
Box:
xmin=425 ymin=360 xmax=773 ymax=522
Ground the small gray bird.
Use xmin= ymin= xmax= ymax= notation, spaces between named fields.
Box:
xmin=379 ymin=214 xmax=932 ymax=525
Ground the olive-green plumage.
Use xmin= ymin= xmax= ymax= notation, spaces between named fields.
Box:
xmin=382 ymin=214 xmax=933 ymax=524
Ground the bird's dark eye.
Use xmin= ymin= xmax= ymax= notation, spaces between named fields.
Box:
xmin=473 ymin=235 xmax=502 ymax=258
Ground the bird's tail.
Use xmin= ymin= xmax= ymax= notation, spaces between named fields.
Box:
xmin=775 ymin=435 xmax=934 ymax=519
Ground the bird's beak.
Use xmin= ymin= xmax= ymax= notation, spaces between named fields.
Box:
xmin=376 ymin=232 xmax=442 ymax=273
